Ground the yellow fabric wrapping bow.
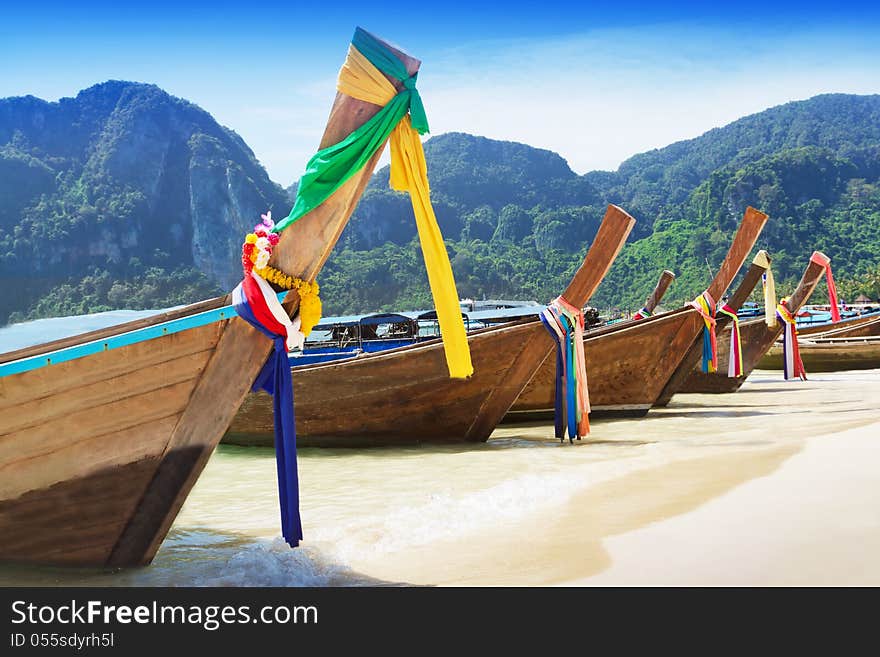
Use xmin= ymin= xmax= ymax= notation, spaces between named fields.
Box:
xmin=337 ymin=45 xmax=473 ymax=379
xmin=752 ymin=250 xmax=777 ymax=328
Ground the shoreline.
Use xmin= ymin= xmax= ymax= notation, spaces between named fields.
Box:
xmin=355 ymin=439 xmax=806 ymax=586
xmin=576 ymin=419 xmax=880 ymax=586
xmin=341 ymin=371 xmax=880 ymax=586
xmin=1 ymin=371 xmax=877 ymax=587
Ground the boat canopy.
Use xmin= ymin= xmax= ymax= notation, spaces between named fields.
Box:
xmin=359 ymin=312 xmax=420 ymax=326
xmin=466 ymin=305 xmax=545 ymax=324
xmin=417 ymin=309 xmax=469 ymax=322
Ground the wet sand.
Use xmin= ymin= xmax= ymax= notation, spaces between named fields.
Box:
xmin=351 ymin=370 xmax=880 ymax=586
xmin=1 ymin=369 xmax=877 ymax=587
xmin=579 ymin=421 xmax=880 ymax=586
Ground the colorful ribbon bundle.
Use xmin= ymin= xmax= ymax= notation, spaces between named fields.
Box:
xmin=690 ymin=291 xmax=718 ymax=373
xmin=810 ymin=251 xmax=841 ymax=322
xmin=273 ymin=27 xmax=472 ymax=379
xmin=540 ymin=296 xmax=590 ymax=442
xmin=632 ymin=307 xmax=652 ymax=321
xmin=232 ymin=276 xmax=303 ymax=547
xmin=716 ymin=304 xmax=743 ymax=377
xmin=233 ymin=28 xmax=472 ymax=549
xmin=776 ymin=299 xmax=807 ymax=381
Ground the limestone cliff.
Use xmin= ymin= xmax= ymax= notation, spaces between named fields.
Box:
xmin=0 ymin=81 xmax=289 ymax=322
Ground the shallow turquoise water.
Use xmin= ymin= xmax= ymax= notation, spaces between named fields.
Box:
xmin=2 ymin=314 xmax=878 ymax=586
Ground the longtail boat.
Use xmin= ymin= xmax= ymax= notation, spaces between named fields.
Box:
xmin=0 ymin=29 xmax=426 ymax=567
xmin=226 ymin=204 xmax=635 ymax=447
xmin=631 ymin=270 xmax=677 ymax=320
xmin=507 ymin=207 xmax=769 ymax=420
xmin=653 ymin=249 xmax=773 ymax=406
xmin=675 ymin=251 xmax=831 ymax=394
xmin=759 ymin=335 xmax=880 ymax=372
xmin=796 ymin=310 xmax=880 ymax=338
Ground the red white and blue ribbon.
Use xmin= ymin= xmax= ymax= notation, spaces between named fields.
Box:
xmin=232 ymin=272 xmax=306 ymax=547
xmin=632 ymin=307 xmax=652 ymax=321
xmin=776 ymin=300 xmax=806 ymax=381
xmin=716 ymin=303 xmax=743 ymax=377
xmin=540 ymin=296 xmax=590 ymax=442
xmin=690 ymin=290 xmax=718 ymax=373
xmin=810 ymin=251 xmax=841 ymax=322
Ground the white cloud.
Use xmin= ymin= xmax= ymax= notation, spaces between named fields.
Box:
xmin=13 ymin=21 xmax=873 ymax=186
xmin=414 ymin=24 xmax=880 ymax=175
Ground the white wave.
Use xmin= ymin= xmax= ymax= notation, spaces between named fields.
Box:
xmin=141 ymin=536 xmax=374 ymax=587
xmin=311 ymin=445 xmax=663 ymax=565
xmin=207 ymin=539 xmax=362 ymax=587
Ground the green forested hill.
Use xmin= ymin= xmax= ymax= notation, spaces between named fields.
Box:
xmin=0 ymin=81 xmax=289 ymax=323
xmin=2 ymin=88 xmax=879 ymax=324
xmin=591 ymin=93 xmax=880 ymax=232
xmin=321 ymin=94 xmax=880 ymax=313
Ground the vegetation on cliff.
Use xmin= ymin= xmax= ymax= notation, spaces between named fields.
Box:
xmin=2 ymin=88 xmax=878 ymax=323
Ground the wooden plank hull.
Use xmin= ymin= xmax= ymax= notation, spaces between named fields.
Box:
xmin=758 ymin=336 xmax=880 ymax=372
xmin=654 ymin=253 xmax=771 ymax=407
xmin=509 ymin=207 xmax=769 ymax=419
xmin=227 ymin=205 xmax=636 ymax=447
xmin=506 ymin=308 xmax=702 ymax=419
xmin=676 ymin=315 xmax=779 ymax=394
xmin=797 ymin=311 xmax=880 ymax=337
xmin=0 ymin=325 xmax=221 ymax=565
xmin=676 ymin=255 xmax=828 ymax=395
xmin=229 ymin=320 xmax=549 ymax=447
xmin=0 ymin=30 xmax=418 ymax=567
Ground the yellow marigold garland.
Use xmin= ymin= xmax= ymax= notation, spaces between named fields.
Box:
xmin=253 ymin=265 xmax=322 ymax=336
xmin=242 ymin=210 xmax=322 ymax=336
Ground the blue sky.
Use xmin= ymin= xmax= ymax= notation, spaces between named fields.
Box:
xmin=3 ymin=1 xmax=879 ymax=186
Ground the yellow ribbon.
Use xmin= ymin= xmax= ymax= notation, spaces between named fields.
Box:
xmin=690 ymin=290 xmax=718 ymax=373
xmin=337 ymin=46 xmax=473 ymax=378
xmin=752 ymin=250 xmax=777 ymax=328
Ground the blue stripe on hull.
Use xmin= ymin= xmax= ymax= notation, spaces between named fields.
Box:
xmin=0 ymin=293 xmax=286 ymax=379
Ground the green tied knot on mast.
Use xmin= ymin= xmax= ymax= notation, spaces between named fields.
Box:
xmin=352 ymin=27 xmax=429 ymax=134
xmin=401 ymin=74 xmax=429 ymax=134
xmin=273 ymin=27 xmax=429 ymax=234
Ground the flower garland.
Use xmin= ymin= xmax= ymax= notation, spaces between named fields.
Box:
xmin=241 ymin=211 xmax=322 ymax=336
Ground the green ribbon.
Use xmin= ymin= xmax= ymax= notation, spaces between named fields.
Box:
xmin=352 ymin=28 xmax=428 ymax=134
xmin=273 ymin=28 xmax=427 ymax=234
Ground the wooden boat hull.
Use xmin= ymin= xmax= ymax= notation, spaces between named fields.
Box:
xmin=0 ymin=323 xmax=224 ymax=565
xmin=230 ymin=319 xmax=551 ymax=447
xmin=506 ymin=308 xmax=703 ymax=419
xmin=675 ymin=315 xmax=776 ymax=394
xmin=227 ymin=205 xmax=636 ymax=447
xmin=796 ymin=311 xmax=880 ymax=337
xmin=506 ymin=207 xmax=769 ymax=419
xmin=654 ymin=256 xmax=770 ymax=406
xmin=0 ymin=31 xmax=420 ymax=567
xmin=675 ymin=254 xmax=828 ymax=395
xmin=758 ymin=336 xmax=880 ymax=372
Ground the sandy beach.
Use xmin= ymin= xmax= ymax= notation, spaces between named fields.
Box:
xmin=337 ymin=370 xmax=880 ymax=586
xmin=580 ymin=421 xmax=880 ymax=586
xmin=1 ymin=368 xmax=877 ymax=587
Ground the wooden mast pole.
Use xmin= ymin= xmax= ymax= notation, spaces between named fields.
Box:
xmin=462 ymin=204 xmax=635 ymax=442
xmin=108 ymin=32 xmax=422 ymax=566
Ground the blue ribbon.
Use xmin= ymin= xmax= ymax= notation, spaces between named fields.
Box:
xmin=700 ymin=327 xmax=713 ymax=373
xmin=233 ymin=285 xmax=303 ymax=548
xmin=563 ymin=317 xmax=577 ymax=441
xmin=540 ymin=310 xmax=565 ymax=441
xmin=540 ymin=306 xmax=579 ymax=444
